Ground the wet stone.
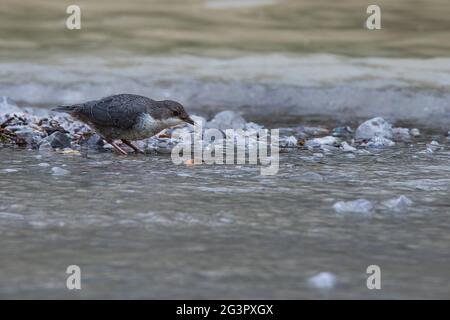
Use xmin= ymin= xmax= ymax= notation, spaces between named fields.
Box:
xmin=355 ymin=117 xmax=393 ymax=141
xmin=333 ymin=199 xmax=373 ymax=214
xmin=45 ymin=131 xmax=72 ymax=149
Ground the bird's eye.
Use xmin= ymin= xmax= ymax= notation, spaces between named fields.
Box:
xmin=173 ymin=110 xmax=179 ymax=117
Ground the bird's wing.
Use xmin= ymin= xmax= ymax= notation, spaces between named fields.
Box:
xmin=77 ymin=94 xmax=151 ymax=129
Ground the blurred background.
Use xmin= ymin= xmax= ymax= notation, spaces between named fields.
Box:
xmin=1 ymin=0 xmax=450 ymax=128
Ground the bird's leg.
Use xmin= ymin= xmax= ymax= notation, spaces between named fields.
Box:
xmin=122 ymin=139 xmax=144 ymax=154
xmin=105 ymin=139 xmax=128 ymax=156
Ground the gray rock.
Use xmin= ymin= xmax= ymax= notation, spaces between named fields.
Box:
xmin=300 ymin=171 xmax=324 ymax=181
xmin=333 ymin=199 xmax=373 ymax=214
xmin=38 ymin=141 xmax=54 ymax=154
xmin=82 ymin=133 xmax=105 ymax=150
xmin=45 ymin=131 xmax=72 ymax=149
xmin=382 ymin=195 xmax=413 ymax=211
xmin=332 ymin=126 xmax=353 ymax=137
xmin=392 ymin=127 xmax=411 ymax=142
xmin=340 ymin=141 xmax=357 ymax=152
xmin=51 ymin=166 xmax=70 ymax=176
xmin=410 ymin=128 xmax=421 ymax=137
xmin=306 ymin=136 xmax=340 ymax=148
xmin=14 ymin=127 xmax=44 ymax=146
xmin=206 ymin=111 xmax=246 ymax=130
xmin=355 ymin=117 xmax=392 ymax=141
xmin=361 ymin=136 xmax=395 ymax=148
xmin=279 ymin=136 xmax=298 ymax=148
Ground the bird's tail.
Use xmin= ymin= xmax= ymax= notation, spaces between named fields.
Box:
xmin=51 ymin=105 xmax=79 ymax=114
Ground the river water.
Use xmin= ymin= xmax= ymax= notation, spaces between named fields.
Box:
xmin=0 ymin=0 xmax=449 ymax=299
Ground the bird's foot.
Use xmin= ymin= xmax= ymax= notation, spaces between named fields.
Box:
xmin=122 ymin=140 xmax=144 ymax=154
xmin=107 ymin=140 xmax=128 ymax=156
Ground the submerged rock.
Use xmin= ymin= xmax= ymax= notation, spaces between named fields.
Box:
xmin=333 ymin=199 xmax=373 ymax=214
xmin=355 ymin=117 xmax=392 ymax=141
xmin=300 ymin=171 xmax=324 ymax=181
xmin=51 ymin=166 xmax=70 ymax=176
xmin=382 ymin=195 xmax=413 ymax=211
xmin=308 ymin=272 xmax=336 ymax=289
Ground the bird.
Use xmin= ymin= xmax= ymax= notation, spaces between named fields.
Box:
xmin=52 ymin=94 xmax=195 ymax=155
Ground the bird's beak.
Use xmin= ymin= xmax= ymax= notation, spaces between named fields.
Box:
xmin=184 ymin=116 xmax=195 ymax=125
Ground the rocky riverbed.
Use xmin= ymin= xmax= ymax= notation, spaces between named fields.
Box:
xmin=1 ymin=96 xmax=448 ymax=160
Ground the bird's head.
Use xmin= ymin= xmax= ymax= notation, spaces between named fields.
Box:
xmin=156 ymin=100 xmax=195 ymax=127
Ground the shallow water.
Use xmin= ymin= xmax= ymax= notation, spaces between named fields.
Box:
xmin=0 ymin=139 xmax=449 ymax=299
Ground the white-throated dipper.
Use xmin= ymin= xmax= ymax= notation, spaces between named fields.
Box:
xmin=52 ymin=94 xmax=194 ymax=155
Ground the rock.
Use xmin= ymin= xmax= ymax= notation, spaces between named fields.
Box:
xmin=14 ymin=127 xmax=44 ymax=147
xmin=300 ymin=171 xmax=324 ymax=181
xmin=426 ymin=140 xmax=441 ymax=153
xmin=38 ymin=141 xmax=53 ymax=154
xmin=392 ymin=127 xmax=411 ymax=142
xmin=410 ymin=128 xmax=421 ymax=137
xmin=45 ymin=131 xmax=72 ymax=149
xmin=306 ymin=136 xmax=340 ymax=148
xmin=382 ymin=195 xmax=413 ymax=211
xmin=333 ymin=199 xmax=373 ymax=214
xmin=361 ymin=136 xmax=395 ymax=148
xmin=308 ymin=272 xmax=336 ymax=289
xmin=340 ymin=141 xmax=357 ymax=152
xmin=206 ymin=111 xmax=246 ymax=130
xmin=51 ymin=166 xmax=70 ymax=176
xmin=355 ymin=117 xmax=392 ymax=141
xmin=38 ymin=162 xmax=50 ymax=167
xmin=279 ymin=136 xmax=298 ymax=148
xmin=332 ymin=126 xmax=353 ymax=137
xmin=80 ymin=133 xmax=105 ymax=150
